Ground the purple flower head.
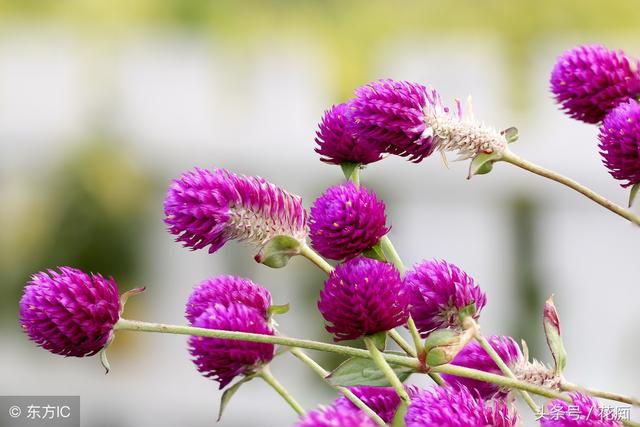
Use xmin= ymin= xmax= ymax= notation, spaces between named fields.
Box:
xmin=189 ymin=303 xmax=275 ymax=389
xmin=19 ymin=267 xmax=120 ymax=357
xmin=185 ymin=275 xmax=273 ymax=324
xmin=296 ymin=404 xmax=377 ymax=427
xmin=406 ymin=385 xmax=519 ymax=427
xmin=318 ymin=257 xmax=408 ymax=341
xmin=315 ymin=103 xmax=384 ymax=165
xmin=541 ymin=393 xmax=622 ymax=427
xmin=598 ymin=99 xmax=640 ymax=187
xmin=551 ymin=44 xmax=640 ymax=124
xmin=164 ymin=168 xmax=307 ymax=254
xmin=442 ymin=336 xmax=524 ymax=399
xmin=405 ymin=259 xmax=487 ymax=337
xmin=309 ymin=182 xmax=389 ymax=260
xmin=335 ymin=386 xmax=419 ymax=424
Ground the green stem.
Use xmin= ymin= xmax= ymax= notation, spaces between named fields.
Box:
xmin=406 ymin=317 xmax=424 ymax=357
xmin=300 ymin=244 xmax=334 ymax=274
xmin=364 ymin=336 xmax=410 ymax=404
xmin=258 ymin=366 xmax=306 ymax=416
xmin=290 ymin=348 xmax=387 ymax=427
xmin=501 ymin=149 xmax=640 ymax=226
xmin=388 ymin=329 xmax=416 ymax=357
xmin=560 ymin=381 xmax=640 ymax=407
xmin=380 ymin=235 xmax=405 ymax=275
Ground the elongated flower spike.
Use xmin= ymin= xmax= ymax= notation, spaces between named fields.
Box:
xmin=405 ymin=385 xmax=520 ymax=427
xmin=188 ymin=303 xmax=275 ymax=389
xmin=309 ymin=182 xmax=389 ymax=261
xmin=540 ymin=393 xmax=622 ymax=426
xmin=318 ymin=257 xmax=408 ymax=341
xmin=19 ymin=267 xmax=121 ymax=358
xmin=404 ymin=259 xmax=487 ymax=338
xmin=349 ymin=79 xmax=509 ymax=163
xmin=164 ymin=167 xmax=307 ymax=254
xmin=295 ymin=404 xmax=378 ymax=427
xmin=551 ymin=44 xmax=640 ymax=124
xmin=315 ymin=103 xmax=384 ymax=165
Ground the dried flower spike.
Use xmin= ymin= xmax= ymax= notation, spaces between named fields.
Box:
xmin=598 ymin=99 xmax=640 ymax=188
xmin=405 ymin=259 xmax=486 ymax=337
xmin=185 ymin=275 xmax=273 ymax=324
xmin=551 ymin=44 xmax=640 ymax=124
xmin=318 ymin=257 xmax=408 ymax=341
xmin=315 ymin=103 xmax=384 ymax=165
xmin=19 ymin=267 xmax=120 ymax=357
xmin=309 ymin=182 xmax=389 ymax=260
xmin=296 ymin=404 xmax=378 ymax=427
xmin=405 ymin=385 xmax=520 ymax=427
xmin=540 ymin=393 xmax=622 ymax=426
xmin=188 ymin=303 xmax=275 ymax=389
xmin=164 ymin=167 xmax=307 ymax=254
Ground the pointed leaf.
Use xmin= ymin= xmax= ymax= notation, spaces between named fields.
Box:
xmin=362 ymin=243 xmax=387 ymax=262
xmin=341 ymin=162 xmax=360 ymax=182
xmin=218 ymin=375 xmax=256 ymax=421
xmin=326 ymin=355 xmax=412 ymax=387
xmin=268 ymin=303 xmax=290 ymax=316
xmin=501 ymin=126 xmax=519 ymax=143
xmin=467 ymin=152 xmax=501 ymax=179
xmin=254 ymin=235 xmax=302 ymax=268
xmin=629 ymin=183 xmax=640 ymax=208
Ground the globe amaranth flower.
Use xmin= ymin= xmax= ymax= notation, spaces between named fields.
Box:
xmin=309 ymin=182 xmax=389 ymax=260
xmin=540 ymin=393 xmax=622 ymax=427
xmin=405 ymin=259 xmax=487 ymax=337
xmin=335 ymin=386 xmax=419 ymax=424
xmin=442 ymin=335 xmax=524 ymax=399
xmin=551 ymin=44 xmax=640 ymax=124
xmin=185 ymin=275 xmax=272 ymax=324
xmin=315 ymin=103 xmax=384 ymax=165
xmin=19 ymin=267 xmax=120 ymax=357
xmin=349 ymin=79 xmax=507 ymax=163
xmin=405 ymin=385 xmax=519 ymax=427
xmin=188 ymin=303 xmax=275 ymax=389
xmin=295 ymin=404 xmax=378 ymax=427
xmin=164 ymin=167 xmax=307 ymax=254
xmin=598 ymin=99 xmax=640 ymax=187
xmin=318 ymin=257 xmax=408 ymax=341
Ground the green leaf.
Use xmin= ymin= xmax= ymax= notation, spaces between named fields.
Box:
xmin=254 ymin=235 xmax=302 ymax=268
xmin=370 ymin=331 xmax=387 ymax=351
xmin=501 ymin=126 xmax=519 ymax=143
xmin=340 ymin=162 xmax=360 ymax=182
xmin=362 ymin=243 xmax=387 ymax=262
xmin=268 ymin=303 xmax=290 ymax=316
xmin=628 ymin=183 xmax=640 ymax=208
xmin=326 ymin=356 xmax=413 ymax=387
xmin=467 ymin=151 xmax=501 ymax=179
xmin=218 ymin=375 xmax=255 ymax=421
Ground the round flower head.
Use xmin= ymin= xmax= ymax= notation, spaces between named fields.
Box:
xmin=598 ymin=99 xmax=640 ymax=187
xmin=188 ymin=303 xmax=275 ymax=389
xmin=335 ymin=386 xmax=418 ymax=424
xmin=318 ymin=257 xmax=408 ymax=341
xmin=350 ymin=79 xmax=508 ymax=163
xmin=185 ymin=275 xmax=272 ymax=324
xmin=405 ymin=259 xmax=487 ymax=337
xmin=442 ymin=335 xmax=524 ymax=399
xmin=296 ymin=404 xmax=377 ymax=427
xmin=541 ymin=393 xmax=622 ymax=427
xmin=405 ymin=385 xmax=519 ymax=427
xmin=19 ymin=267 xmax=120 ymax=357
xmin=309 ymin=182 xmax=389 ymax=260
xmin=315 ymin=103 xmax=384 ymax=165
xmin=551 ymin=44 xmax=640 ymax=124
xmin=164 ymin=167 xmax=307 ymax=254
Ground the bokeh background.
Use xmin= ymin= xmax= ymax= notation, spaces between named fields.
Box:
xmin=1 ymin=1 xmax=639 ymax=425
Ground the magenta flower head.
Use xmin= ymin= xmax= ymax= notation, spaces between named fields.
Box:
xmin=315 ymin=103 xmax=384 ymax=165
xmin=405 ymin=259 xmax=487 ymax=337
xmin=551 ymin=44 xmax=640 ymax=124
xmin=19 ymin=267 xmax=120 ymax=357
xmin=318 ymin=257 xmax=408 ymax=341
xmin=442 ymin=335 xmax=524 ymax=399
xmin=406 ymin=385 xmax=519 ymax=427
xmin=309 ymin=182 xmax=389 ymax=260
xmin=541 ymin=393 xmax=622 ymax=427
xmin=335 ymin=386 xmax=418 ymax=424
xmin=164 ymin=167 xmax=307 ymax=254
xmin=185 ymin=275 xmax=273 ymax=324
xmin=188 ymin=303 xmax=275 ymax=389
xmin=598 ymin=99 xmax=640 ymax=188
xmin=296 ymin=404 xmax=377 ymax=427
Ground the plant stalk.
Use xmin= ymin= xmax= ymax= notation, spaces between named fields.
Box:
xmin=258 ymin=366 xmax=306 ymax=416
xmin=299 ymin=244 xmax=334 ymax=274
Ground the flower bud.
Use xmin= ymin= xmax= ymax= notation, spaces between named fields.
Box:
xmin=543 ymin=295 xmax=567 ymax=375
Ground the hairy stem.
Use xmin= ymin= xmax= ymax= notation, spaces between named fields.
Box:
xmin=300 ymin=244 xmax=334 ymax=274
xmin=380 ymin=235 xmax=406 ymax=275
xmin=364 ymin=336 xmax=410 ymax=403
xmin=501 ymin=149 xmax=640 ymax=226
xmin=406 ymin=317 xmax=424 ymax=358
xmin=258 ymin=366 xmax=306 ymax=416
xmin=290 ymin=348 xmax=387 ymax=427
xmin=389 ymin=329 xmax=416 ymax=357
xmin=561 ymin=381 xmax=640 ymax=407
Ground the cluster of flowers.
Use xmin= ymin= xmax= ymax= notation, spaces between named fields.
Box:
xmin=18 ymin=46 xmax=637 ymax=426
xmin=551 ymin=44 xmax=640 ymax=191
